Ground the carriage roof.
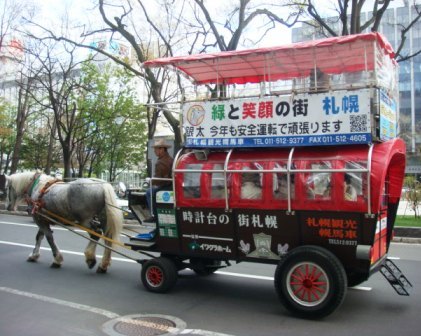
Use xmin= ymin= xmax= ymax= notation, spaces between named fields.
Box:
xmin=143 ymin=32 xmax=395 ymax=85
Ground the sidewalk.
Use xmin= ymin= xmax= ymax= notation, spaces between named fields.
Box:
xmin=397 ymin=200 xmax=421 ymax=216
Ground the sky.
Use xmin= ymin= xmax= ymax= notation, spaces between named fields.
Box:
xmin=29 ymin=0 xmax=421 ymax=51
xmin=30 ymin=0 xmax=293 ymax=49
xmin=19 ymin=0 xmax=421 ymax=61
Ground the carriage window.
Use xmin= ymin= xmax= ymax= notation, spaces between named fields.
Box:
xmin=240 ymin=164 xmax=262 ymax=200
xmin=183 ymin=164 xmax=202 ymax=199
xmin=273 ymin=162 xmax=295 ymax=200
xmin=211 ymin=164 xmax=226 ymax=199
xmin=344 ymin=161 xmax=367 ymax=202
xmin=306 ymin=162 xmax=331 ymax=199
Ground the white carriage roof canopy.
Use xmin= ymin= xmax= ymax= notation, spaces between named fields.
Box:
xmin=143 ymin=32 xmax=395 ymax=85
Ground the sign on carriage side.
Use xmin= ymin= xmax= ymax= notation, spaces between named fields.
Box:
xmin=183 ymin=88 xmax=378 ymax=148
xmin=379 ymin=88 xmax=397 ymax=141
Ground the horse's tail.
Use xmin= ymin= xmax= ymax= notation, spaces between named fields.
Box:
xmin=102 ymin=183 xmax=123 ymax=244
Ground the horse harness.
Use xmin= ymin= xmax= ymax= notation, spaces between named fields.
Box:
xmin=24 ymin=174 xmax=62 ymax=214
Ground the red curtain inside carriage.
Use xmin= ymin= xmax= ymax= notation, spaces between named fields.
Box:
xmin=174 ymin=138 xmax=406 ymax=214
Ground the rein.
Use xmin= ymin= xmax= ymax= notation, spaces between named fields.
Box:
xmin=40 ymin=208 xmax=126 ymax=247
xmin=38 ymin=208 xmax=155 ymax=260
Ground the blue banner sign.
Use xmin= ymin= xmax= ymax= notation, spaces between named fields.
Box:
xmin=183 ymin=89 xmax=377 ymax=148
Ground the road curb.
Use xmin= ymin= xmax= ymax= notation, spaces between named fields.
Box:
xmin=392 ymin=236 xmax=421 ymax=244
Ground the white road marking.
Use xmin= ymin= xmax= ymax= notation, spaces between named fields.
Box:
xmin=0 ymin=286 xmax=235 ymax=335
xmin=1 ymin=219 xmax=387 ymax=335
xmin=0 ymin=240 xmax=378 ymax=291
xmin=0 ymin=240 xmax=136 ymax=263
xmin=0 ymin=286 xmax=119 ymax=319
xmin=0 ymin=286 xmax=234 ymax=336
xmin=350 ymin=286 xmax=372 ymax=291
xmin=0 ymin=220 xmax=406 ymax=288
xmin=0 ymin=220 xmax=84 ymax=232
xmin=215 ymin=270 xmax=273 ymax=281
xmin=0 ymin=221 xmax=37 ymax=228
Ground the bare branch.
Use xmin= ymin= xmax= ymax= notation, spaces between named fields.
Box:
xmin=370 ymin=0 xmax=391 ymax=32
xmin=194 ymin=0 xmax=228 ymax=50
xmin=395 ymin=4 xmax=421 ymax=61
xmin=307 ymin=0 xmax=338 ymax=36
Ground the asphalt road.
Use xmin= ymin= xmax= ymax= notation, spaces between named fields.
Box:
xmin=0 ymin=213 xmax=420 ymax=336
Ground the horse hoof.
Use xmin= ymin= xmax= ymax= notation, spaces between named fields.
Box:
xmin=50 ymin=262 xmax=61 ymax=269
xmin=96 ymin=266 xmax=107 ymax=274
xmin=27 ymin=256 xmax=38 ymax=263
xmin=86 ymin=259 xmax=97 ymax=269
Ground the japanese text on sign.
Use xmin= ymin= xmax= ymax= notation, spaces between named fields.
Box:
xmin=182 ymin=210 xmax=230 ymax=225
xmin=305 ymin=217 xmax=358 ymax=241
xmin=238 ymin=213 xmax=278 ymax=229
xmin=183 ymin=89 xmax=373 ymax=148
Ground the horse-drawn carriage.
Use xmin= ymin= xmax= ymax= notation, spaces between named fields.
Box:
xmin=126 ymin=32 xmax=412 ymax=318
xmin=0 ymin=32 xmax=412 ymax=319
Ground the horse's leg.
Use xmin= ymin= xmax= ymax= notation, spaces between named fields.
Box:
xmin=84 ymin=234 xmax=99 ymax=269
xmin=43 ymin=225 xmax=63 ymax=268
xmin=27 ymin=229 xmax=44 ymax=262
xmin=84 ymin=217 xmax=102 ymax=269
xmin=85 ymin=216 xmax=110 ymax=274
xmin=96 ymin=217 xmax=111 ymax=274
xmin=96 ymin=237 xmax=112 ymax=274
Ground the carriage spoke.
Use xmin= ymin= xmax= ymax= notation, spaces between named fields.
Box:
xmin=147 ymin=266 xmax=164 ymax=287
xmin=288 ymin=263 xmax=328 ymax=304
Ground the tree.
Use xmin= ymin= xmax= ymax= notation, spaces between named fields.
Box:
xmin=16 ymin=0 xmax=421 ymax=177
xmin=1 ymin=0 xmax=39 ymax=174
xmin=191 ymin=0 xmax=300 ymax=53
xmin=291 ymin=0 xmax=421 ymax=62
xmin=0 ymin=98 xmax=14 ymax=173
xmin=0 ymin=0 xmax=25 ymax=50
xmin=75 ymin=60 xmax=147 ymax=181
xmin=27 ymin=1 xmax=299 ymax=146
xmin=9 ymin=68 xmax=39 ymax=174
xmin=19 ymin=131 xmax=61 ymax=171
xmin=25 ymin=40 xmax=88 ymax=178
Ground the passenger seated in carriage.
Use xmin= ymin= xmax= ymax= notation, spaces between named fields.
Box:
xmin=344 ymin=173 xmax=358 ymax=201
xmin=273 ymin=163 xmax=295 ymax=200
xmin=240 ymin=167 xmax=262 ymax=199
xmin=274 ymin=174 xmax=295 ymax=200
xmin=306 ymin=162 xmax=331 ymax=199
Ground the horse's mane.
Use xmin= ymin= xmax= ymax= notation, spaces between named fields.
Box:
xmin=9 ymin=172 xmax=36 ymax=194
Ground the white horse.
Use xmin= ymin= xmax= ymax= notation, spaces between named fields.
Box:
xmin=2 ymin=172 xmax=123 ymax=273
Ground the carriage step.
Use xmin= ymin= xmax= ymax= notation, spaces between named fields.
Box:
xmin=125 ymin=240 xmax=156 ymax=250
xmin=130 ymin=230 xmax=156 ymax=241
xmin=130 ymin=204 xmax=152 ymax=223
xmin=380 ymin=258 xmax=413 ymax=296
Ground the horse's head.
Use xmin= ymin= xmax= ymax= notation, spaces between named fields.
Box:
xmin=0 ymin=174 xmax=16 ymax=211
xmin=2 ymin=172 xmax=39 ymax=211
xmin=1 ymin=174 xmax=18 ymax=211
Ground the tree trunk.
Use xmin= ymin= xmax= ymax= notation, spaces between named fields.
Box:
xmin=45 ymin=120 xmax=57 ymax=175
xmin=62 ymin=144 xmax=72 ymax=179
xmin=10 ymin=87 xmax=29 ymax=174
